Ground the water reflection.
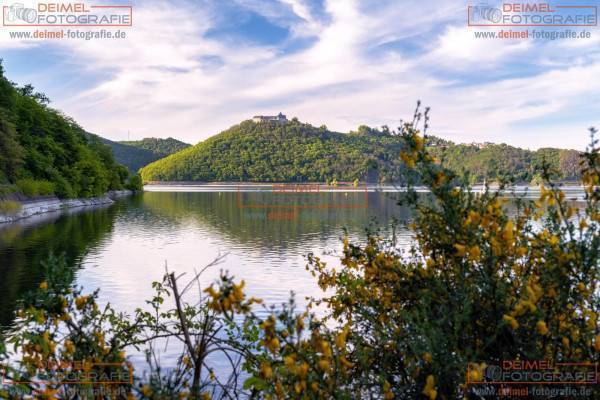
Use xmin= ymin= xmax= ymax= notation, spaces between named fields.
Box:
xmin=0 ymin=190 xmax=585 ymax=370
xmin=0 ymin=192 xmax=408 ymax=338
xmin=0 ymin=203 xmax=121 ymax=329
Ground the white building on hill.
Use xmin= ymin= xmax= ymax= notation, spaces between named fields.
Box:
xmin=252 ymin=112 xmax=288 ymax=124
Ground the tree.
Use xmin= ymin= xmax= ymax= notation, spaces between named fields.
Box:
xmin=0 ymin=64 xmax=131 ymax=198
xmin=0 ymin=111 xmax=23 ymax=183
xmin=559 ymin=149 xmax=581 ymax=180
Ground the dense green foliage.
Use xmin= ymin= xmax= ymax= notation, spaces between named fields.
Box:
xmin=120 ymin=137 xmax=190 ymax=158
xmin=428 ymin=140 xmax=581 ymax=184
xmin=140 ymin=120 xmax=581 ymax=184
xmin=97 ymin=136 xmax=190 ymax=173
xmin=0 ymin=62 xmax=130 ymax=198
xmin=140 ymin=120 xmax=409 ymax=183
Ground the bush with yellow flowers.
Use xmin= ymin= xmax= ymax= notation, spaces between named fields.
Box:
xmin=3 ymin=254 xmax=135 ymax=398
xmin=1 ymin=109 xmax=597 ymax=399
xmin=241 ymin=111 xmax=598 ymax=398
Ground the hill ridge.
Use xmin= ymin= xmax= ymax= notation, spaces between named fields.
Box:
xmin=140 ymin=119 xmax=581 ymax=184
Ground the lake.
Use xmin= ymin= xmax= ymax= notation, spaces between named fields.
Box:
xmin=0 ymin=190 xmax=413 ymax=370
xmin=0 ymin=186 xmax=586 ymax=375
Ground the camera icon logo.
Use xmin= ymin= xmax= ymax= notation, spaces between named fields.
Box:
xmin=470 ymin=3 xmax=503 ymax=24
xmin=6 ymin=3 xmax=38 ymax=24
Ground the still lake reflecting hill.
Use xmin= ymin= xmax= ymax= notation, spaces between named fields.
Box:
xmin=0 ymin=191 xmax=409 ymax=330
xmin=0 ymin=187 xmax=586 ymax=369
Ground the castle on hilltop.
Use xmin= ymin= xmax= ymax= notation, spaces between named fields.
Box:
xmin=252 ymin=112 xmax=288 ymax=124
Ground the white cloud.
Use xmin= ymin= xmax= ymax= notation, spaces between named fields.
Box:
xmin=425 ymin=25 xmax=531 ymax=67
xmin=4 ymin=0 xmax=596 ymax=150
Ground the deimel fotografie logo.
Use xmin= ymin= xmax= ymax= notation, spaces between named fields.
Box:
xmin=468 ymin=2 xmax=598 ymax=27
xmin=2 ymin=1 xmax=132 ymax=27
xmin=5 ymin=3 xmax=37 ymax=23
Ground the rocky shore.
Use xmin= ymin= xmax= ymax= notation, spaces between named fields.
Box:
xmin=0 ymin=190 xmax=134 ymax=224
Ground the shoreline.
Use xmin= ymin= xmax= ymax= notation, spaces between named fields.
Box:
xmin=144 ymin=182 xmax=585 ymax=190
xmin=0 ymin=190 xmax=134 ymax=225
xmin=144 ymin=180 xmax=583 ymax=187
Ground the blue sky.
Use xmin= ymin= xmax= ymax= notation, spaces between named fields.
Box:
xmin=1 ymin=0 xmax=599 ymax=150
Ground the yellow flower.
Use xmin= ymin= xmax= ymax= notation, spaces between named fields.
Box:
xmin=423 ymin=352 xmax=432 ymax=363
xmin=466 ymin=210 xmax=480 ymax=225
xmin=204 ymin=286 xmax=218 ymax=299
xmin=75 ymin=296 xmax=88 ymax=310
xmin=414 ymin=135 xmax=424 ymax=151
xmin=383 ymin=380 xmax=394 ymax=399
xmin=140 ymin=385 xmax=152 ymax=397
xmin=516 ymin=247 xmax=527 ymax=257
xmin=233 ymin=280 xmax=245 ymax=301
xmin=503 ymin=314 xmax=519 ymax=329
xmin=260 ymin=362 xmax=273 ymax=379
xmin=40 ymin=388 xmax=60 ymax=398
xmin=502 ymin=221 xmax=514 ymax=242
xmin=64 ymin=340 xmax=75 ymax=355
xmin=284 ymin=355 xmax=295 ymax=368
xmin=336 ymin=326 xmax=349 ymax=349
xmin=422 ymin=375 xmax=437 ymax=400
xmin=294 ymin=381 xmax=306 ymax=394
xmin=317 ymin=358 xmax=330 ymax=372
xmin=434 ymin=172 xmax=447 ymax=187
xmin=340 ymin=355 xmax=354 ymax=369
xmin=296 ymin=362 xmax=309 ymax=378
xmin=468 ymin=363 xmax=486 ymax=382
xmin=562 ymin=337 xmax=570 ymax=348
xmin=266 ymin=337 xmax=280 ymax=353
xmin=400 ymin=151 xmax=415 ymax=168
xmin=454 ymin=244 xmax=466 ymax=257
xmin=39 ymin=281 xmax=48 ymax=291
xmin=536 ymin=320 xmax=549 ymax=335
xmin=468 ymin=246 xmax=481 ymax=261
xmin=296 ymin=316 xmax=305 ymax=331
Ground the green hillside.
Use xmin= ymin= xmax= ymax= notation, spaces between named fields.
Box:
xmin=428 ymin=141 xmax=581 ymax=184
xmin=140 ymin=120 xmax=409 ymax=183
xmin=119 ymin=138 xmax=190 ymax=158
xmin=97 ymin=137 xmax=189 ymax=173
xmin=0 ymin=61 xmax=134 ymax=198
xmin=140 ymin=119 xmax=581 ymax=184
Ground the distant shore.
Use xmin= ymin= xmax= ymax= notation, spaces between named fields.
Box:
xmin=144 ymin=181 xmax=583 ymax=187
xmin=144 ymin=182 xmax=586 ymax=198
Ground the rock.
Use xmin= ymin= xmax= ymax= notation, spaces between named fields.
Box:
xmin=0 ymin=190 xmax=134 ymax=224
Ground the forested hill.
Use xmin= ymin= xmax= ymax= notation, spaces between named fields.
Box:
xmin=0 ymin=62 xmax=135 ymax=199
xmin=139 ymin=121 xmax=407 ymax=183
xmin=139 ymin=119 xmax=581 ymax=184
xmin=98 ymin=137 xmax=190 ymax=172
xmin=427 ymin=139 xmax=581 ymax=184
xmin=119 ymin=138 xmax=190 ymax=158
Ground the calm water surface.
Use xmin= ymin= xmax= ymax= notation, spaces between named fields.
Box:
xmin=0 ymin=191 xmax=412 ymax=370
